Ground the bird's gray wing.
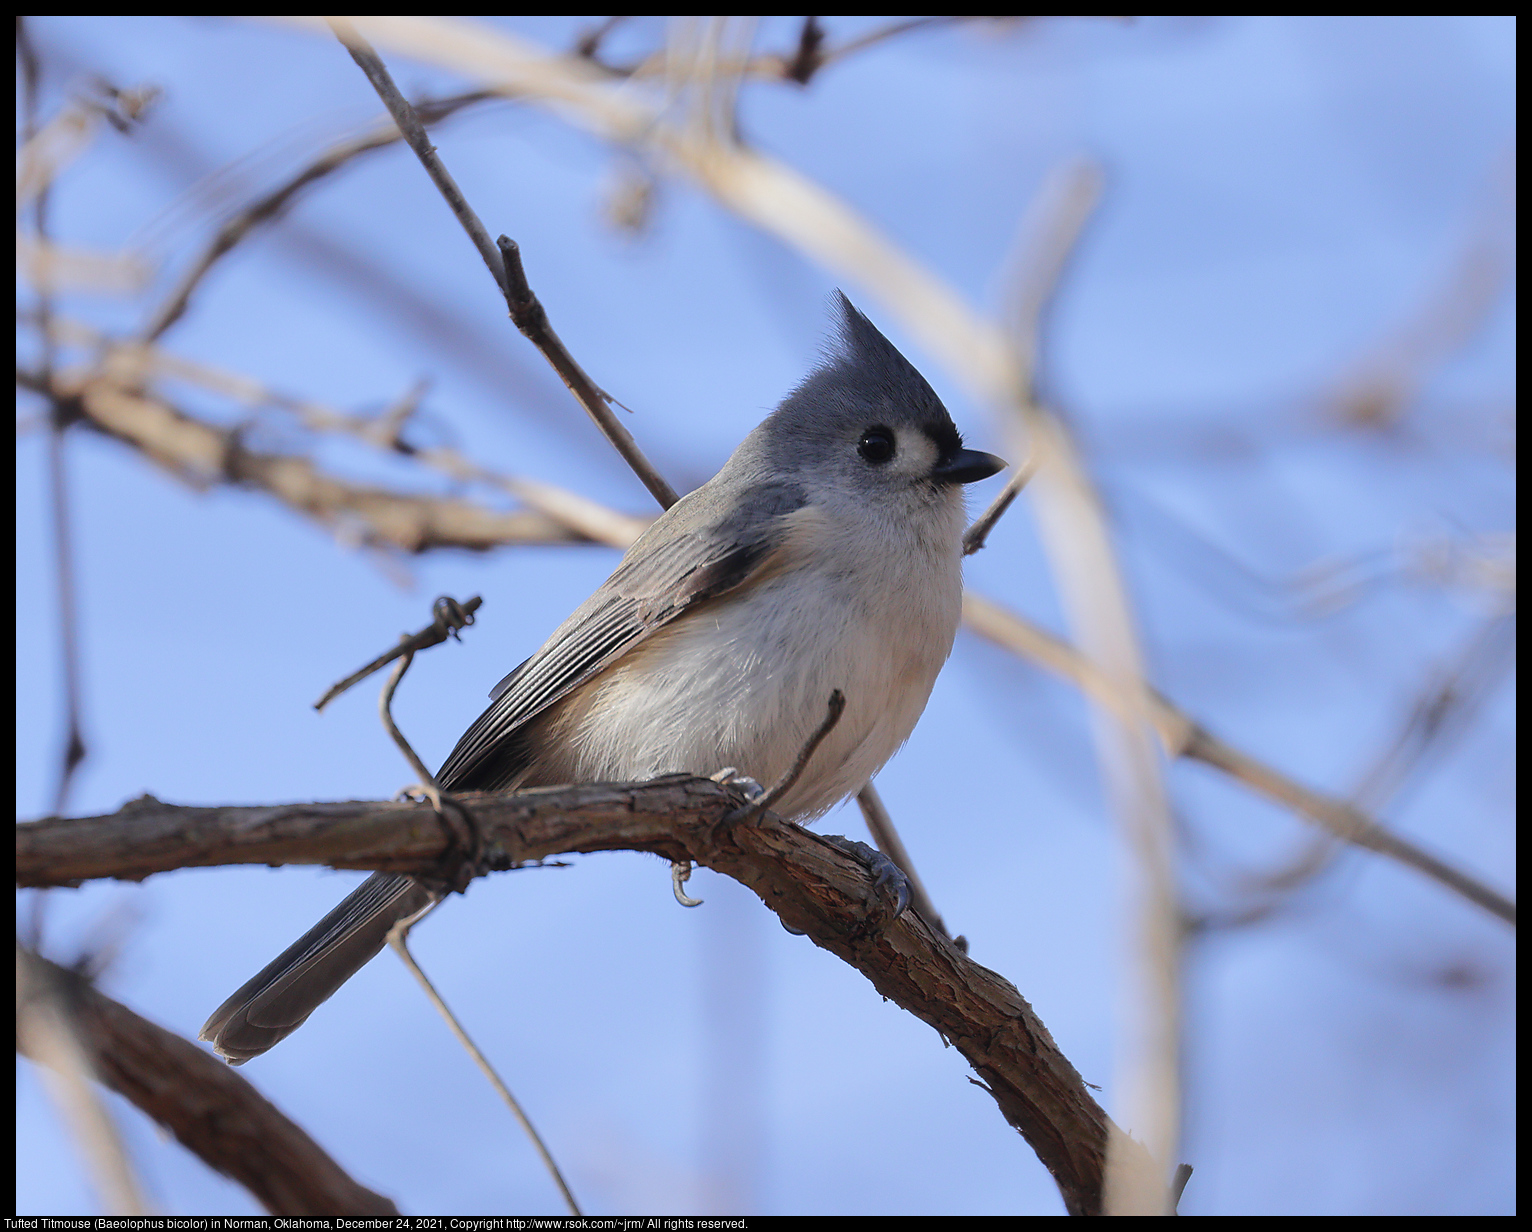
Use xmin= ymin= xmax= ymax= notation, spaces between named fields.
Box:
xmin=435 ymin=479 xmax=806 ymax=791
xmin=201 ymin=480 xmax=805 ymax=1064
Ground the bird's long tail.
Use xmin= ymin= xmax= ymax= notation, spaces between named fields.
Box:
xmin=199 ymin=871 xmax=440 ymax=1064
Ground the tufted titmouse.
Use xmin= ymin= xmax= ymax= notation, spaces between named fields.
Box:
xmin=201 ymin=294 xmax=1004 ymax=1063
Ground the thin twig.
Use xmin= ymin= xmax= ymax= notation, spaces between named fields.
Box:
xmin=497 ymin=236 xmax=680 ymax=508
xmin=783 ymin=15 xmax=826 ymax=84
xmin=963 ymin=450 xmax=1038 ymax=555
xmin=725 ymin=690 xmax=846 ymax=826
xmin=1229 ymin=610 xmax=1517 ymax=913
xmin=20 ymin=23 xmax=88 ymax=819
xmin=574 ymin=15 xmax=628 ymax=60
xmin=330 ymin=21 xmax=681 ymax=510
xmin=316 ymin=594 xmax=481 ymax=711
xmin=373 ymin=618 xmax=566 ymax=1201
xmin=386 ymin=917 xmax=583 ymax=1216
xmin=378 ymin=650 xmax=441 ymax=807
xmin=140 ymin=92 xmax=493 ymax=342
xmin=1183 ymin=725 xmax=1515 ymax=926
xmin=329 ymin=21 xmax=509 ymax=297
xmin=46 ymin=409 xmax=87 ymax=817
xmin=1170 ymin=1163 xmax=1194 ymax=1211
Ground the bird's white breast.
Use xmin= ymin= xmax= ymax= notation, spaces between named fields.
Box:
xmin=549 ymin=496 xmax=966 ymax=818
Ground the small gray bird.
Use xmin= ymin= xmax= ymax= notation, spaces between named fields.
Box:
xmin=201 ymin=293 xmax=1004 ymax=1063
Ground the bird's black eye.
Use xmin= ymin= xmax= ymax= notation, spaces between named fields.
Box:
xmin=857 ymin=427 xmax=896 ymax=464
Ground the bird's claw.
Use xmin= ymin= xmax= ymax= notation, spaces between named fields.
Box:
xmin=821 ymin=835 xmax=912 ymax=936
xmin=710 ymin=766 xmax=765 ymax=800
xmin=671 ymin=860 xmax=704 ymax=908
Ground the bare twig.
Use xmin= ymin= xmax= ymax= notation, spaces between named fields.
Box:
xmin=574 ymin=15 xmax=629 ymax=61
xmin=315 ymin=594 xmax=482 ymax=711
xmin=1170 ymin=1162 xmax=1195 ymax=1211
xmin=141 ymin=92 xmax=493 ymax=342
xmin=724 ymin=690 xmax=846 ymax=825
xmin=963 ymin=450 xmax=1038 ymax=555
xmin=1350 ymin=611 xmax=1517 ymax=813
xmin=330 ymin=21 xmax=509 ymax=297
xmin=330 ymin=21 xmax=681 ymax=510
xmin=1229 ymin=610 xmax=1518 ymax=914
xmin=18 ymin=24 xmax=89 ymax=820
xmin=46 ymin=407 xmax=87 ymax=817
xmin=1183 ymin=725 xmax=1515 ymax=926
xmin=378 ymin=650 xmax=441 ymax=803
xmin=783 ymin=16 xmax=826 ymax=84
xmin=17 ymin=949 xmax=399 ymax=1216
xmin=386 ymin=916 xmax=583 ymax=1215
xmin=496 ymin=236 xmax=680 ymax=508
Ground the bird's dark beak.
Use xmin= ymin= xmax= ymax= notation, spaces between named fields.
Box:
xmin=932 ymin=449 xmax=1007 ymax=485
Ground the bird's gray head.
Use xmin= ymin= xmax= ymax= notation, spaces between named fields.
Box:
xmin=739 ymin=293 xmax=1004 ymax=503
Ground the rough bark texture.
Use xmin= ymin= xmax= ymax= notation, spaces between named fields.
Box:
xmin=18 ymin=779 xmax=1127 ymax=1214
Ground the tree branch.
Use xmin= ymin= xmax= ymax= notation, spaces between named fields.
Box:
xmin=19 ymin=782 xmax=1129 ymax=1216
xmin=17 ymin=949 xmax=399 ymax=1216
xmin=18 ymin=370 xmax=593 ymax=554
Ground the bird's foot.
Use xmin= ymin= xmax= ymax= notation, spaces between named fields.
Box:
xmin=820 ymin=835 xmax=912 ymax=937
xmin=710 ymin=766 xmax=764 ymax=800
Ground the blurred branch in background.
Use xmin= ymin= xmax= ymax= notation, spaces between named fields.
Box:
xmin=1328 ymin=149 xmax=1516 ymax=430
xmin=17 ymin=948 xmax=399 ymax=1217
xmin=16 ymin=947 xmax=149 ymax=1215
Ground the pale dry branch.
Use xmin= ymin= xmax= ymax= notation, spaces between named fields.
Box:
xmin=18 ymin=367 xmax=595 ymax=554
xmin=32 ymin=315 xmax=659 ymax=551
xmin=962 ymin=592 xmax=1516 ymax=926
xmin=17 ymin=784 xmax=1140 ymax=1216
xmin=17 ymin=949 xmax=399 ymax=1216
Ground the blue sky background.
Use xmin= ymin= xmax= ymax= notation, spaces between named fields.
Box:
xmin=17 ymin=16 xmax=1515 ymax=1216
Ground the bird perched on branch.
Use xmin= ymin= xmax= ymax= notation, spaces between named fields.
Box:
xmin=202 ymin=293 xmax=1005 ymax=1063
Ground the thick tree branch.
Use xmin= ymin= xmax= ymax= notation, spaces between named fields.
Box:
xmin=17 ymin=949 xmax=399 ymax=1216
xmin=18 ymin=782 xmax=1127 ymax=1215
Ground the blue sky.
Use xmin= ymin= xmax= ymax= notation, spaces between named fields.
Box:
xmin=17 ymin=16 xmax=1515 ymax=1216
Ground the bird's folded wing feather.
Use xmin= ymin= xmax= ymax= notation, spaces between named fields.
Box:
xmin=435 ymin=481 xmax=806 ymax=790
